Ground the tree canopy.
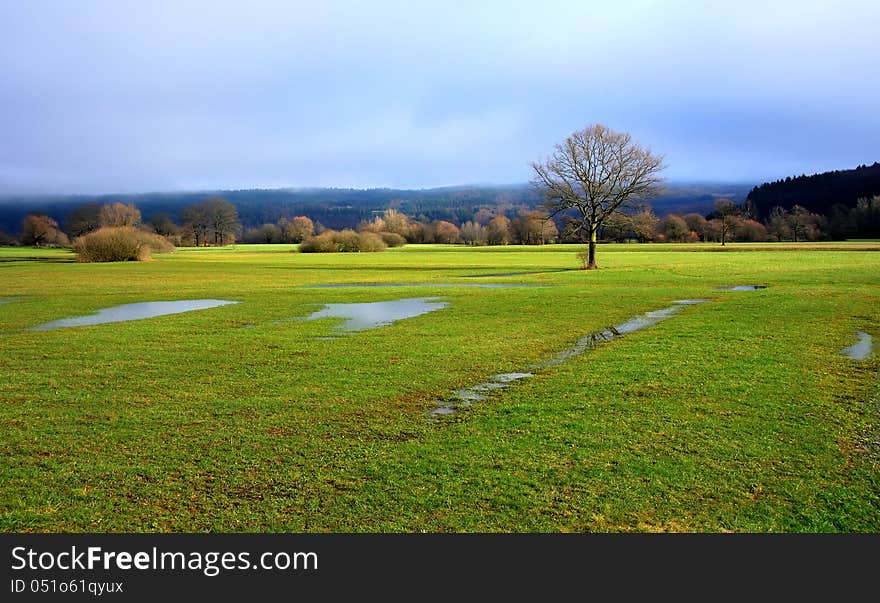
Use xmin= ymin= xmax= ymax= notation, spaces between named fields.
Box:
xmin=531 ymin=124 xmax=664 ymax=268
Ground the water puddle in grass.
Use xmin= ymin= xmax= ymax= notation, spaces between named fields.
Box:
xmin=841 ymin=331 xmax=874 ymax=360
xmin=715 ymin=285 xmax=767 ymax=291
xmin=30 ymin=300 xmax=239 ymax=331
xmin=0 ymin=297 xmax=22 ymax=306
xmin=307 ymin=283 xmax=544 ymax=289
xmin=301 ymin=297 xmax=449 ymax=333
xmin=431 ymin=299 xmax=707 ymax=417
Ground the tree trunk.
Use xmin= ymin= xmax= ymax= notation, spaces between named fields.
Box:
xmin=586 ymin=224 xmax=598 ymax=269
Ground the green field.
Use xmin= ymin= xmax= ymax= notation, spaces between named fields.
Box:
xmin=1 ymin=243 xmax=879 ymax=532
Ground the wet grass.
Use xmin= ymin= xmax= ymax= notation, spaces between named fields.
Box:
xmin=0 ymin=242 xmax=878 ymax=532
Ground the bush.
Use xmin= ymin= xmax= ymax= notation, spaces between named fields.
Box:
xmin=73 ymin=227 xmax=174 ymax=262
xmin=377 ymin=231 xmax=406 ymax=247
xmin=356 ymin=231 xmax=387 ymax=252
xmin=298 ymin=231 xmax=336 ymax=253
xmin=298 ymin=229 xmax=387 ymax=253
xmin=139 ymin=231 xmax=175 ymax=254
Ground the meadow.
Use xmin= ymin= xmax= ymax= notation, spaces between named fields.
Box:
xmin=1 ymin=242 xmax=878 ymax=532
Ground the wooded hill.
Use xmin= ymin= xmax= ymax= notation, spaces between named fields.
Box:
xmin=746 ymin=162 xmax=880 ymax=219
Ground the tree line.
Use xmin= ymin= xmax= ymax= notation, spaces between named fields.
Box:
xmin=745 ymin=162 xmax=880 ymax=238
xmin=241 ymin=207 xmax=563 ymax=248
xmin=5 ymin=187 xmax=877 ymax=252
xmin=10 ymin=198 xmax=242 ymax=248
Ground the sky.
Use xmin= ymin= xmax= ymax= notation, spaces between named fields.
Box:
xmin=1 ymin=0 xmax=878 ymax=194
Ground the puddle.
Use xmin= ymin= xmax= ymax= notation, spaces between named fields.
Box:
xmin=432 ymin=299 xmax=705 ymax=416
xmin=715 ymin=285 xmax=767 ymax=291
xmin=453 ymin=390 xmax=488 ymax=402
xmin=306 ymin=283 xmax=544 ymax=289
xmin=301 ymin=297 xmax=449 ymax=333
xmin=436 ymin=373 xmax=536 ymax=415
xmin=432 ymin=407 xmax=457 ymax=416
xmin=0 ymin=297 xmax=22 ymax=306
xmin=491 ymin=372 xmax=534 ymax=383
xmin=30 ymin=300 xmax=239 ymax=331
xmin=841 ymin=331 xmax=874 ymax=360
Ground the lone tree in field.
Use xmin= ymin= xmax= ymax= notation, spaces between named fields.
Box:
xmin=530 ymin=124 xmax=665 ymax=269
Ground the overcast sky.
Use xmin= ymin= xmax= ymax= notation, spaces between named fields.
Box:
xmin=1 ymin=0 xmax=878 ymax=194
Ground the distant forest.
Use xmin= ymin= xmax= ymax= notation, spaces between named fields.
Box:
xmin=745 ymin=163 xmax=880 ymax=238
xmin=747 ymin=162 xmax=880 ymax=216
xmin=0 ymin=182 xmax=749 ymax=236
xmin=4 ymin=164 xmax=880 ymax=244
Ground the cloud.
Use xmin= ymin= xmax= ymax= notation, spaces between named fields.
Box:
xmin=1 ymin=1 xmax=878 ymax=193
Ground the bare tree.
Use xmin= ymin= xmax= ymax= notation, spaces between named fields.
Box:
xmin=630 ymin=206 xmax=659 ymax=243
xmin=683 ymin=213 xmax=709 ymax=241
xmin=21 ymin=214 xmax=69 ymax=247
xmin=203 ymin=198 xmax=241 ymax=245
xmin=432 ymin=220 xmax=461 ymax=244
xmin=66 ymin=203 xmax=101 ymax=238
xmin=713 ymin=199 xmax=737 ymax=246
xmin=460 ymin=221 xmax=487 ymax=245
xmin=148 ymin=213 xmax=179 ymax=238
xmin=244 ymin=223 xmax=283 ymax=244
xmin=531 ymin=124 xmax=664 ymax=268
xmin=787 ymin=205 xmax=820 ymax=243
xmin=281 ymin=216 xmax=315 ymax=243
xmin=380 ymin=209 xmax=411 ymax=237
xmin=99 ymin=202 xmax=142 ymax=228
xmin=181 ymin=198 xmax=240 ymax=246
xmin=181 ymin=203 xmax=210 ymax=247
xmin=485 ymin=215 xmax=512 ymax=245
xmin=659 ymin=214 xmax=691 ymax=242
xmin=511 ymin=210 xmax=557 ymax=245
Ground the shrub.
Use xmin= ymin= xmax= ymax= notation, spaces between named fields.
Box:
xmin=377 ymin=231 xmax=406 ymax=247
xmin=356 ymin=231 xmax=387 ymax=252
xmin=73 ymin=227 xmax=174 ymax=262
xmin=139 ymin=231 xmax=175 ymax=254
xmin=298 ymin=229 xmax=387 ymax=253
xmin=298 ymin=231 xmax=335 ymax=253
xmin=333 ymin=229 xmax=362 ymax=252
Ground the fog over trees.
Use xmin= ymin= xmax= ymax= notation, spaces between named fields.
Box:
xmin=2 ymin=159 xmax=877 ymax=252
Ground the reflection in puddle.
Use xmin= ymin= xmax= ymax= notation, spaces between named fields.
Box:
xmin=302 ymin=297 xmax=449 ymax=333
xmin=307 ymin=283 xmax=544 ymax=289
xmin=30 ymin=300 xmax=239 ymax=331
xmin=841 ymin=331 xmax=874 ymax=360
xmin=432 ymin=299 xmax=706 ymax=417
xmin=715 ymin=285 xmax=767 ymax=291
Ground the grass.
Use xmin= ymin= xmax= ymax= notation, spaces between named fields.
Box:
xmin=0 ymin=242 xmax=878 ymax=532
